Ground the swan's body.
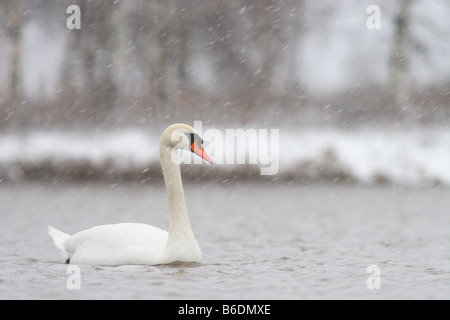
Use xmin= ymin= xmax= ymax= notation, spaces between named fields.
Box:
xmin=48 ymin=223 xmax=169 ymax=265
xmin=48 ymin=124 xmax=212 ymax=266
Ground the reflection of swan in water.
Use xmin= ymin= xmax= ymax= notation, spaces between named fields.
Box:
xmin=48 ymin=123 xmax=212 ymax=266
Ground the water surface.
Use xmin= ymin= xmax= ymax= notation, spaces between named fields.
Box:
xmin=0 ymin=180 xmax=449 ymax=299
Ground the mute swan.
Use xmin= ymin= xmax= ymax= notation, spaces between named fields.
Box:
xmin=48 ymin=123 xmax=212 ymax=266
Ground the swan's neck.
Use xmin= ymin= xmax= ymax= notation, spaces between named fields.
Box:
xmin=159 ymin=145 xmax=201 ymax=262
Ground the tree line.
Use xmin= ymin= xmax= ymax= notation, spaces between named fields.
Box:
xmin=0 ymin=0 xmax=449 ymax=132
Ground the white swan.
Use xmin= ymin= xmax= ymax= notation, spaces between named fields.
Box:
xmin=48 ymin=123 xmax=212 ymax=266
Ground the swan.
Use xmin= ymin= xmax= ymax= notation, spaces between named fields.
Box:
xmin=48 ymin=123 xmax=212 ymax=266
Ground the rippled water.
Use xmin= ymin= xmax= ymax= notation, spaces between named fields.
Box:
xmin=0 ymin=180 xmax=449 ymax=299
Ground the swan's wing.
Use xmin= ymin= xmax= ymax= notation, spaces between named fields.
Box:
xmin=48 ymin=226 xmax=71 ymax=260
xmin=62 ymin=223 xmax=168 ymax=266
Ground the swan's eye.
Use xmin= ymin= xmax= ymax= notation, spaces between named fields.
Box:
xmin=185 ymin=132 xmax=203 ymax=146
xmin=185 ymin=132 xmax=192 ymax=144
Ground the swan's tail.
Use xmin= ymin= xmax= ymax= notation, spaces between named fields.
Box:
xmin=48 ymin=226 xmax=71 ymax=260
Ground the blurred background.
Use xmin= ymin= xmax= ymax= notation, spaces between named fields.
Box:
xmin=0 ymin=0 xmax=449 ymax=186
xmin=2 ymin=1 xmax=450 ymax=301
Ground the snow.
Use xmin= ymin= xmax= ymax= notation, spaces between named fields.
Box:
xmin=1 ymin=128 xmax=449 ymax=187
xmin=282 ymin=128 xmax=450 ymax=186
xmin=0 ymin=130 xmax=157 ymax=180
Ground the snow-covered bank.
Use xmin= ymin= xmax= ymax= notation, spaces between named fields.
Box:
xmin=0 ymin=130 xmax=158 ymax=181
xmin=0 ymin=128 xmax=449 ymax=187
xmin=281 ymin=128 xmax=450 ymax=186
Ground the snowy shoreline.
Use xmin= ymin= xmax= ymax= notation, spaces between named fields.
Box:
xmin=1 ymin=128 xmax=449 ymax=187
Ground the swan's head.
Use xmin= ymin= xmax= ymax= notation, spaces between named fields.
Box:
xmin=160 ymin=123 xmax=213 ymax=164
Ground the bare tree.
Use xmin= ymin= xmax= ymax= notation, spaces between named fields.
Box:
xmin=2 ymin=0 xmax=24 ymax=104
xmin=98 ymin=0 xmax=122 ymax=119
xmin=155 ymin=0 xmax=188 ymax=120
xmin=389 ymin=0 xmax=414 ymax=120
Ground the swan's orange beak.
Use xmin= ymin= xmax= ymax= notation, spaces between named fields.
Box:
xmin=191 ymin=140 xmax=213 ymax=164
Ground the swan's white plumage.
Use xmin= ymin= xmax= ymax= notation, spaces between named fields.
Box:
xmin=48 ymin=124 xmax=209 ymax=266
xmin=59 ymin=223 xmax=168 ymax=265
xmin=48 ymin=226 xmax=70 ymax=260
